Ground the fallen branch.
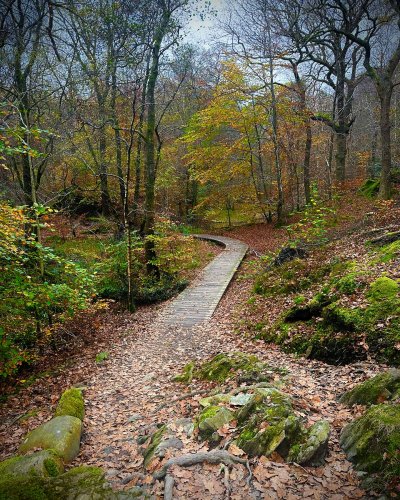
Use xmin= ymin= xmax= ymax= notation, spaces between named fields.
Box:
xmin=153 ymin=450 xmax=248 ymax=480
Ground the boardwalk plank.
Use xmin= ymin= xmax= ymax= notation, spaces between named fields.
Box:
xmin=160 ymin=234 xmax=248 ymax=326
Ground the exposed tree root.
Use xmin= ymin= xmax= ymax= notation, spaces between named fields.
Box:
xmin=153 ymin=450 xmax=248 ymax=480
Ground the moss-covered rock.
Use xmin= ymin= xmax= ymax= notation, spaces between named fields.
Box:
xmin=367 ymin=276 xmax=399 ymax=303
xmin=174 ymin=352 xmax=271 ymax=384
xmin=237 ymin=388 xmax=292 ymax=425
xmin=142 ymin=425 xmax=167 ymax=468
xmin=359 ymin=178 xmax=380 ymax=198
xmin=199 ymin=394 xmax=231 ymax=407
xmin=322 ymin=302 xmax=361 ymax=331
xmin=197 ymin=406 xmax=234 ymax=443
xmin=196 ymin=352 xmax=260 ymax=382
xmin=0 ymin=450 xmax=64 ymax=480
xmin=55 ymin=388 xmax=84 ymax=421
xmin=287 ymin=420 xmax=330 ymax=466
xmin=378 ymin=240 xmax=400 ymax=263
xmin=19 ymin=416 xmax=82 ymax=463
xmin=173 ymin=362 xmax=195 ymax=383
xmin=339 ymin=369 xmax=400 ymax=406
xmin=236 ymin=388 xmax=295 ymax=458
xmin=0 ymin=465 xmax=144 ymax=500
xmin=340 ymin=404 xmax=400 ymax=492
xmin=284 ymin=293 xmax=332 ymax=322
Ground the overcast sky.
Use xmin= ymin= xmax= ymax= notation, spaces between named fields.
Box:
xmin=184 ymin=0 xmax=228 ymax=48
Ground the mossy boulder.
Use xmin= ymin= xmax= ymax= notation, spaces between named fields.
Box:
xmin=143 ymin=425 xmax=167 ymax=468
xmin=339 ymin=370 xmax=400 ymax=406
xmin=284 ymin=293 xmax=332 ymax=322
xmin=0 ymin=450 xmax=64 ymax=479
xmin=19 ymin=416 xmax=82 ymax=463
xmin=340 ymin=404 xmax=400 ymax=492
xmin=173 ymin=361 xmax=195 ymax=383
xmin=0 ymin=465 xmax=143 ymax=500
xmin=55 ymin=388 xmax=85 ymax=421
xmin=199 ymin=394 xmax=231 ymax=407
xmin=197 ymin=406 xmax=234 ymax=443
xmin=236 ymin=388 xmax=295 ymax=458
xmin=174 ymin=352 xmax=271 ymax=384
xmin=237 ymin=388 xmax=292 ymax=424
xmin=287 ymin=420 xmax=330 ymax=466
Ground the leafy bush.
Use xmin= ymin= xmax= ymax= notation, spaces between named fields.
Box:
xmin=0 ymin=204 xmax=95 ymax=378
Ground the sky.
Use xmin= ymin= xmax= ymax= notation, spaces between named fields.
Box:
xmin=184 ymin=0 xmax=228 ymax=48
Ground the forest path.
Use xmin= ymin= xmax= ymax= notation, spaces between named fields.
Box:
xmin=74 ymin=235 xmax=367 ymax=500
xmin=161 ymin=235 xmax=248 ymax=327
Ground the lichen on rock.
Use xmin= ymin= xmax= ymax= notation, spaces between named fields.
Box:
xmin=287 ymin=420 xmax=330 ymax=466
xmin=19 ymin=415 xmax=82 ymax=463
xmin=340 ymin=404 xmax=400 ymax=492
xmin=55 ymin=387 xmax=85 ymax=421
xmin=339 ymin=369 xmax=400 ymax=406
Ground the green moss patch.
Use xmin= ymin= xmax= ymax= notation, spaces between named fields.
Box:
xmin=143 ymin=425 xmax=167 ymax=468
xmin=339 ymin=370 xmax=400 ymax=406
xmin=0 ymin=450 xmax=64 ymax=480
xmin=0 ymin=465 xmax=139 ymax=500
xmin=55 ymin=388 xmax=84 ymax=421
xmin=174 ymin=352 xmax=272 ymax=384
xmin=340 ymin=404 xmax=400 ymax=493
xmin=359 ymin=178 xmax=380 ymax=198
xmin=197 ymin=406 xmax=234 ymax=443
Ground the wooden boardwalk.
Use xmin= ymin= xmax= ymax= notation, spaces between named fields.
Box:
xmin=161 ymin=235 xmax=248 ymax=327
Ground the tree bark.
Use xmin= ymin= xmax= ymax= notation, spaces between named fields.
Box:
xmin=378 ymin=84 xmax=393 ymax=199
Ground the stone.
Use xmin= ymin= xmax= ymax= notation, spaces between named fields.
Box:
xmin=339 ymin=369 xmax=400 ymax=406
xmin=237 ymin=388 xmax=293 ymax=424
xmin=175 ymin=352 xmax=270 ymax=384
xmin=340 ymin=404 xmax=400 ymax=492
xmin=288 ymin=420 xmax=330 ymax=466
xmin=55 ymin=387 xmax=85 ymax=421
xmin=0 ymin=450 xmax=64 ymax=479
xmin=229 ymin=393 xmax=253 ymax=406
xmin=127 ymin=414 xmax=143 ymax=423
xmin=199 ymin=394 xmax=231 ymax=407
xmin=19 ymin=416 xmax=82 ymax=463
xmin=0 ymin=465 xmax=144 ymax=499
xmin=197 ymin=406 xmax=234 ymax=442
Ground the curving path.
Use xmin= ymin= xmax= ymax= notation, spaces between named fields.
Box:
xmin=161 ymin=235 xmax=248 ymax=327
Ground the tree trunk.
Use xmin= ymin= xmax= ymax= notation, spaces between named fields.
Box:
xmin=143 ymin=27 xmax=164 ymax=273
xmin=97 ymin=98 xmax=112 ymax=215
xmin=378 ymin=85 xmax=392 ymax=199
xmin=335 ymin=130 xmax=347 ymax=183
xmin=335 ymin=72 xmax=347 ymax=182
xmin=303 ymin=120 xmax=312 ymax=204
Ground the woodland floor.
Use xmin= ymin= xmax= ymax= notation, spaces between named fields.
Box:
xmin=0 ymin=193 xmax=397 ymax=499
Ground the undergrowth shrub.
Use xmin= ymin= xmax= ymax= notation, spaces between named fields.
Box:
xmin=0 ymin=204 xmax=95 ymax=378
xmin=94 ymin=219 xmax=198 ymax=305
